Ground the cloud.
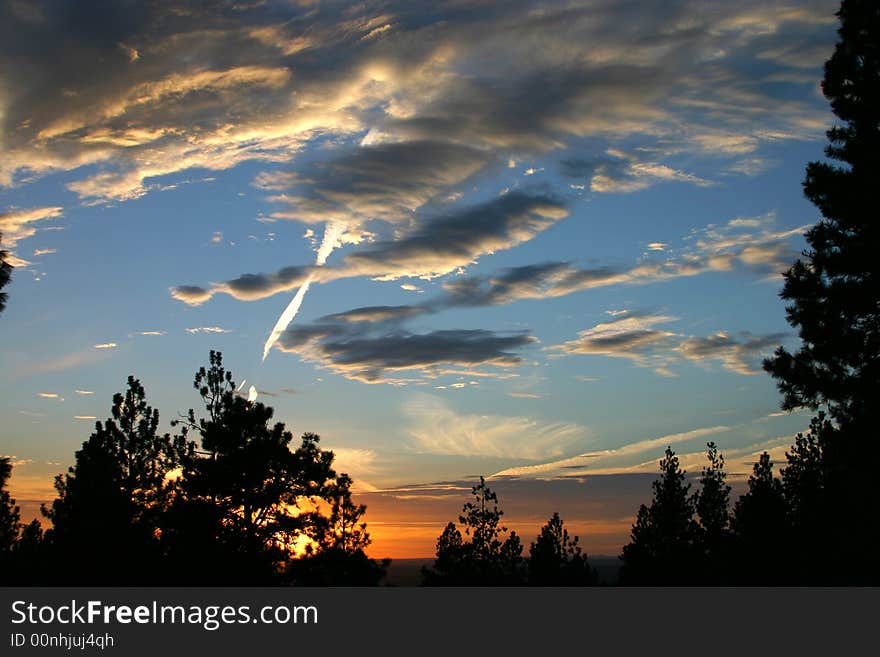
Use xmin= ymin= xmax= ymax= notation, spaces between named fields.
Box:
xmin=584 ymin=150 xmax=714 ymax=193
xmin=136 ymin=331 xmax=166 ymax=337
xmin=185 ymin=326 xmax=230 ymax=334
xmin=2 ymin=2 xmax=833 ymax=201
xmin=727 ymin=157 xmax=776 ymax=176
xmin=403 ymin=394 xmax=586 ymax=459
xmin=439 ymin=212 xmax=804 ymax=307
xmin=676 ymin=331 xmax=787 ymax=375
xmin=172 ymin=192 xmax=568 ymax=303
xmin=93 ymin=342 xmax=117 ymax=349
xmin=0 ymin=207 xmax=63 ymax=265
xmin=229 ymin=207 xmax=799 ymax=382
xmin=209 ymin=266 xmax=313 ymax=303
xmin=343 ymin=192 xmax=568 ymax=280
xmin=0 ymin=207 xmax=63 ymax=247
xmin=15 ymin=348 xmax=113 ymax=377
xmin=32 ymin=248 xmax=56 ymax=256
xmin=326 ymin=447 xmax=380 ymax=492
xmin=74 ymin=390 xmax=94 ymax=395
xmin=278 ymin=321 xmax=537 ymax=384
xmin=264 ymin=140 xmax=492 ymax=229
xmin=0 ymin=1 xmax=836 ymax=309
xmin=548 ymin=312 xmax=680 ymax=373
xmin=38 ymin=393 xmax=64 ymax=401
xmin=547 ymin=310 xmax=787 ymax=377
xmin=74 ymin=416 xmax=97 ymax=421
xmin=169 ymin=286 xmax=214 ymax=305
xmin=492 ymin=425 xmax=730 ymax=479
xmin=323 ymin=305 xmax=427 ymax=324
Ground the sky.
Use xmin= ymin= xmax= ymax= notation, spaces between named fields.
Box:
xmin=0 ymin=0 xmax=842 ymax=558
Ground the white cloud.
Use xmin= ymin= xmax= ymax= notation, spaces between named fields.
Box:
xmin=185 ymin=326 xmax=230 ymax=334
xmin=404 ymin=394 xmax=586 ymax=459
xmin=492 ymin=424 xmax=729 ymax=479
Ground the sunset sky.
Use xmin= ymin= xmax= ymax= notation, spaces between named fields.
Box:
xmin=0 ymin=0 xmax=840 ymax=558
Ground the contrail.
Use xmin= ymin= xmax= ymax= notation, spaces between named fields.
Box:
xmin=261 ymin=222 xmax=344 ymax=361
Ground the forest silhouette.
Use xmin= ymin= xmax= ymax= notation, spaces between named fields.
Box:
xmin=1 ymin=0 xmax=878 ymax=586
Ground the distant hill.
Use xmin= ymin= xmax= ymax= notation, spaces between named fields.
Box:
xmin=381 ymin=556 xmax=622 ymax=586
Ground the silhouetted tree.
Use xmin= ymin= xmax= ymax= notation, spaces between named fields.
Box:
xmin=693 ymin=442 xmax=732 ymax=582
xmin=0 ymin=457 xmax=20 ymax=555
xmin=620 ymin=447 xmax=697 ymax=584
xmin=730 ymin=452 xmax=788 ymax=584
xmin=166 ymin=351 xmax=340 ymax=584
xmin=0 ymin=457 xmax=22 ymax=582
xmin=764 ymin=0 xmax=880 ymax=428
xmin=41 ymin=377 xmax=189 ymax=584
xmin=762 ymin=0 xmax=880 ymax=582
xmin=528 ymin=512 xmax=596 ymax=586
xmin=423 ymin=477 xmax=524 ymax=585
xmin=286 ymin=473 xmax=389 ymax=585
xmin=778 ymin=413 xmax=835 ymax=582
xmin=9 ymin=520 xmax=46 ymax=585
xmin=0 ymin=232 xmax=11 ymax=315
xmin=423 ymin=522 xmax=466 ymax=584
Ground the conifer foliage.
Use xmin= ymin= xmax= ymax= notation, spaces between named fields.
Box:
xmin=764 ymin=0 xmax=879 ymax=429
xmin=763 ymin=0 xmax=880 ymax=582
xmin=423 ymin=477 xmax=524 ymax=585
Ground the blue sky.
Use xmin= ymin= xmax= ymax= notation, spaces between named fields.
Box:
xmin=0 ymin=0 xmax=841 ymax=556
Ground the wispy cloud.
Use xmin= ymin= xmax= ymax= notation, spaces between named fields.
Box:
xmin=548 ymin=312 xmax=679 ymax=374
xmin=93 ymin=342 xmax=117 ymax=349
xmin=491 ymin=425 xmax=730 ymax=479
xmin=547 ymin=310 xmax=787 ymax=377
xmin=38 ymin=392 xmax=64 ymax=401
xmin=404 ymin=395 xmax=586 ymax=460
xmin=0 ymin=207 xmax=63 ymax=247
xmin=171 ymin=193 xmax=568 ymax=304
xmin=0 ymin=207 xmax=63 ymax=266
xmin=15 ymin=349 xmax=113 ymax=377
xmin=185 ymin=326 xmax=230 ymax=334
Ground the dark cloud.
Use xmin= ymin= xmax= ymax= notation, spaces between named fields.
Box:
xmin=267 ymin=140 xmax=492 ymax=228
xmin=558 ymin=156 xmax=625 ymax=179
xmin=548 ymin=312 xmax=679 ymax=373
xmin=677 ymin=331 xmax=788 ymax=375
xmin=322 ymin=305 xmax=427 ymax=324
xmin=343 ymin=192 xmax=568 ymax=279
xmin=278 ymin=325 xmax=536 ymax=383
xmin=219 ymin=265 xmax=312 ymax=301
xmin=169 ymin=285 xmax=212 ymax=305
xmin=385 ymin=64 xmax=671 ymax=151
xmin=2 ymin=0 xmax=836 ymax=198
xmin=548 ymin=311 xmax=788 ymax=376
xmin=170 ymin=192 xmax=569 ymax=303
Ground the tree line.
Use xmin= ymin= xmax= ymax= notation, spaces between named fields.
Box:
xmin=0 ymin=351 xmax=388 ymax=586
xmin=419 ymin=0 xmax=880 ymax=586
xmin=1 ymin=0 xmax=877 ymax=587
